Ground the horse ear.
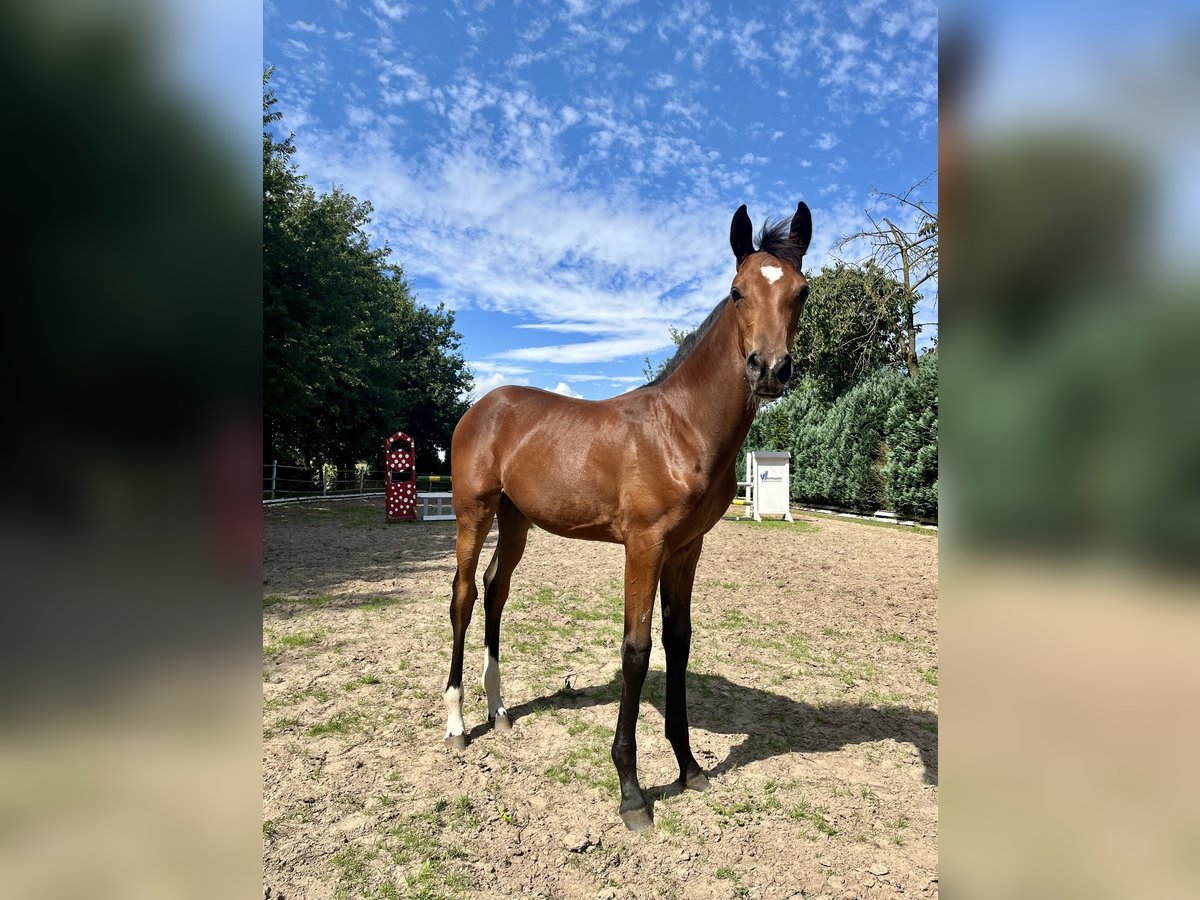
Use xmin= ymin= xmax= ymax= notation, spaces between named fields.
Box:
xmin=730 ymin=204 xmax=754 ymax=266
xmin=789 ymin=201 xmax=812 ymax=259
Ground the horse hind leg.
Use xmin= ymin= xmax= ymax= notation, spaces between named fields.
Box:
xmin=480 ymin=493 xmax=531 ymax=733
xmin=444 ymin=491 xmax=499 ymax=751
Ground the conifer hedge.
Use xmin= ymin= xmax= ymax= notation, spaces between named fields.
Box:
xmin=736 ymin=350 xmax=938 ymax=521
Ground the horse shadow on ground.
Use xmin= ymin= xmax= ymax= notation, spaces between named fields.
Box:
xmin=495 ymin=670 xmax=937 ymax=798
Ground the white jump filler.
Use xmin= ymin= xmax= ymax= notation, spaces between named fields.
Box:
xmin=743 ymin=450 xmax=794 ymax=522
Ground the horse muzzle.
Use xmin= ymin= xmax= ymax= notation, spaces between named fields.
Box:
xmin=746 ymin=351 xmax=793 ymax=398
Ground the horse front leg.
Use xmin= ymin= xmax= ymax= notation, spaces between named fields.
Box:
xmin=661 ymin=537 xmax=708 ymax=791
xmin=611 ymin=538 xmax=665 ymax=832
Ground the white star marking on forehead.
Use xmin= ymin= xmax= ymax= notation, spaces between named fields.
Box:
xmin=760 ymin=265 xmax=783 ymax=284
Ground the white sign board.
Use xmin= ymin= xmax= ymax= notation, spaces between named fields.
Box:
xmin=748 ymin=451 xmax=793 ymax=522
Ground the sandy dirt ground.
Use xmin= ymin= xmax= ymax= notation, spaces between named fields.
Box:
xmin=263 ymin=499 xmax=938 ymax=900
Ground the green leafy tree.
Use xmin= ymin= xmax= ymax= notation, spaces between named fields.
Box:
xmin=792 ymin=262 xmax=907 ymax=400
xmin=836 ymin=185 xmax=938 ymax=377
xmin=263 ymin=71 xmax=471 ymax=466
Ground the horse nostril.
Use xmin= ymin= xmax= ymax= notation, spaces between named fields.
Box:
xmin=773 ymin=355 xmax=793 ymax=384
xmin=747 ymin=351 xmax=763 ymax=373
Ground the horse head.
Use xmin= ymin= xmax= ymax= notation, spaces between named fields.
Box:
xmin=728 ymin=201 xmax=812 ymax=399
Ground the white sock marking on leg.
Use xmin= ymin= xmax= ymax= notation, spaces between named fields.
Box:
xmin=444 ymin=686 xmax=464 ymax=737
xmin=481 ymin=651 xmax=506 ymax=719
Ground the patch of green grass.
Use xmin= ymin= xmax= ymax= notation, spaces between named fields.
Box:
xmin=450 ymin=796 xmax=480 ymax=830
xmin=404 ymin=860 xmax=470 ymax=900
xmin=344 ymin=674 xmax=382 ymax=691
xmin=353 ymin=803 xmax=476 ymax=899
xmin=718 ymin=608 xmax=751 ymax=628
xmin=658 ymin=810 xmax=684 ymax=835
xmin=332 ymin=844 xmax=377 ymax=899
xmin=565 ymin=720 xmax=613 ymax=741
xmin=544 ymin=736 xmax=620 ymax=793
xmin=704 ymin=579 xmax=741 ymax=591
xmin=708 ymin=792 xmax=781 ymax=824
xmin=879 ymin=630 xmax=911 ymax=644
xmin=307 ymin=711 xmax=364 ymax=737
xmin=713 ymin=865 xmax=750 ymax=896
xmin=727 ymin=518 xmax=819 ymax=532
xmin=309 ymin=504 xmax=385 ymax=529
xmin=859 ymin=687 xmax=906 ymax=706
xmin=822 ymin=626 xmax=847 ymax=638
xmin=389 ymin=818 xmax=441 ymax=864
xmin=356 ymin=596 xmax=405 ymax=611
xmin=497 ymin=803 xmax=514 ymax=825
xmin=280 ymin=631 xmax=324 ymax=648
xmin=262 ymin=819 xmax=277 ymax=839
xmin=743 ymin=632 xmax=812 ymax=664
xmin=789 ymin=800 xmax=837 ymax=836
xmin=838 ymin=660 xmax=881 ymax=687
xmin=264 ymin=629 xmax=325 ymax=656
xmin=922 ymin=666 xmax=939 ymax=686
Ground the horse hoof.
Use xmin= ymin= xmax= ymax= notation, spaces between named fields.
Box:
xmin=685 ymin=771 xmax=710 ymax=792
xmin=444 ymin=733 xmax=468 ymax=752
xmin=619 ymin=806 xmax=654 ymax=832
xmin=493 ymin=713 xmax=512 ymax=732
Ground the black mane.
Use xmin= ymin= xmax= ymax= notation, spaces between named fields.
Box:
xmin=755 ymin=217 xmax=807 ymax=273
xmin=644 ymin=217 xmax=805 ymax=389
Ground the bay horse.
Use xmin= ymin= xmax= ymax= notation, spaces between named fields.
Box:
xmin=443 ymin=201 xmax=812 ymax=831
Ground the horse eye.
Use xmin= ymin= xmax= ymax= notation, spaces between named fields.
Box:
xmin=730 ymin=287 xmax=742 ymax=303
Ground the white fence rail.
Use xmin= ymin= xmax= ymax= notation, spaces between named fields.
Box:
xmin=262 ymin=461 xmax=451 ymax=505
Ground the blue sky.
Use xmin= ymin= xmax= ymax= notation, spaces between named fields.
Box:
xmin=264 ymin=0 xmax=937 ymax=401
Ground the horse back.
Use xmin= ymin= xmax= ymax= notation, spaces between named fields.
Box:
xmin=453 ymin=386 xmax=734 ymax=546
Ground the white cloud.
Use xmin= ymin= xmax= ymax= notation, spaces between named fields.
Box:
xmin=271 ymin=0 xmax=936 ymax=382
xmin=551 ymin=382 xmax=584 ymax=398
xmin=373 ymin=0 xmax=411 ymax=22
xmin=564 ymin=373 xmax=646 ymax=384
xmin=466 ymin=361 xmax=531 ymax=401
xmin=346 ymin=106 xmax=374 ymax=127
xmin=729 ymin=19 xmax=768 ymax=65
xmin=497 ymin=335 xmax=672 ymax=365
xmin=289 ymin=20 xmax=325 ymax=35
xmin=835 ymin=32 xmax=867 ymax=53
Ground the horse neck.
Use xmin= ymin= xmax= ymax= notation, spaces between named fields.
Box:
xmin=656 ymin=299 xmax=755 ymax=472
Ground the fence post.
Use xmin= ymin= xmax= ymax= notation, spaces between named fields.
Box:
xmin=359 ymin=469 xmax=365 ymax=496
xmin=323 ymin=465 xmax=328 ymax=496
xmin=271 ymin=460 xmax=277 ymax=500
